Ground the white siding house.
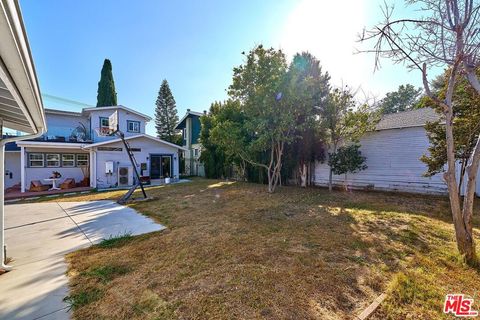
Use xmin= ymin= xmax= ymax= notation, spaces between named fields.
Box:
xmin=314 ymin=108 xmax=480 ymax=195
xmin=8 ymin=106 xmax=186 ymax=192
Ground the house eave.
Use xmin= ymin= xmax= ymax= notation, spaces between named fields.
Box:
xmin=16 ymin=141 xmax=88 ymax=149
xmin=81 ymin=105 xmax=152 ymax=122
xmin=0 ymin=0 xmax=46 ymax=134
xmin=83 ymin=134 xmax=188 ymax=151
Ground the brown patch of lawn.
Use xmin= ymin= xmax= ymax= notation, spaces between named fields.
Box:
xmin=63 ymin=178 xmax=480 ymax=319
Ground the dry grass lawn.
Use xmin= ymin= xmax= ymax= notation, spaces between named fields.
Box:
xmin=56 ymin=178 xmax=480 ymax=319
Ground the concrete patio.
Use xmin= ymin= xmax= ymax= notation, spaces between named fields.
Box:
xmin=0 ymin=201 xmax=165 ymax=320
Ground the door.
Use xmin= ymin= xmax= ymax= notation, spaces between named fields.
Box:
xmin=161 ymin=156 xmax=172 ymax=178
xmin=150 ymin=155 xmax=161 ymax=179
xmin=150 ymin=155 xmax=173 ymax=179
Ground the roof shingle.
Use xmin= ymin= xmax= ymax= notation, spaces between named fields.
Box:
xmin=375 ymin=108 xmax=442 ymax=131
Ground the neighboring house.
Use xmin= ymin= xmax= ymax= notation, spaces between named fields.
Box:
xmin=175 ymin=109 xmax=205 ymax=176
xmin=314 ymin=108 xmax=480 ymax=195
xmin=6 ymin=105 xmax=186 ymax=192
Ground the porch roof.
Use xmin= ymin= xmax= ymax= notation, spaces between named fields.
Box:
xmin=0 ymin=0 xmax=46 ymax=134
xmin=16 ymin=141 xmax=88 ymax=149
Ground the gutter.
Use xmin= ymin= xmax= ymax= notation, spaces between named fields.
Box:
xmin=0 ymin=124 xmax=46 ymax=272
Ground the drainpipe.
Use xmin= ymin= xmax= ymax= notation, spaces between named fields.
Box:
xmin=0 ymin=123 xmax=46 ymax=272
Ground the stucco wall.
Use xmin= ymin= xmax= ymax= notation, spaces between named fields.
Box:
xmin=92 ymin=137 xmax=180 ymax=188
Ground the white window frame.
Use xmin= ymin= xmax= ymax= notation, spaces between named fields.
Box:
xmin=127 ymin=120 xmax=140 ymax=133
xmin=62 ymin=154 xmax=75 ymax=167
xmin=76 ymin=154 xmax=89 ymax=166
xmin=28 ymin=153 xmax=44 ymax=167
xmin=46 ymin=153 xmax=60 ymax=167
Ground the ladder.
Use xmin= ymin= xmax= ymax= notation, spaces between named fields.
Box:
xmin=116 ymin=132 xmax=147 ymax=204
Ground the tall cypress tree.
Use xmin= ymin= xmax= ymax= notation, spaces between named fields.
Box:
xmin=155 ymin=79 xmax=179 ymax=142
xmin=96 ymin=59 xmax=117 ymax=107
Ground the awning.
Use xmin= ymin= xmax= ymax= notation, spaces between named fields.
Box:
xmin=0 ymin=0 xmax=46 ymax=134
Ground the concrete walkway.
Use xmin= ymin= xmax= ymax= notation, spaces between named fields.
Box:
xmin=0 ymin=201 xmax=165 ymax=320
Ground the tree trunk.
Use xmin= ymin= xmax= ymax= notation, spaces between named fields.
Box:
xmin=328 ymin=143 xmax=337 ymax=192
xmin=441 ymin=62 xmax=477 ymax=265
xmin=299 ymin=162 xmax=307 ymax=188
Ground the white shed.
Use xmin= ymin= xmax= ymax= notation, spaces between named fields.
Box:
xmin=314 ymin=108 xmax=479 ymax=195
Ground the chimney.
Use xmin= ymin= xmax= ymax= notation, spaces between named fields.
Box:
xmin=203 ymin=110 xmax=207 ymax=115
xmin=187 ymin=108 xmax=191 ymax=112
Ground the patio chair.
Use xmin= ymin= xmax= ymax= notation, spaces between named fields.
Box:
xmin=60 ymin=178 xmax=76 ymax=190
xmin=29 ymin=180 xmax=50 ymax=192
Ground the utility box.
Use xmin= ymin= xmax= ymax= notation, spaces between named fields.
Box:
xmin=105 ymin=161 xmax=114 ymax=174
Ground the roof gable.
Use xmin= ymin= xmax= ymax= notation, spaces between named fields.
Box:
xmin=175 ymin=110 xmax=204 ymax=130
xmin=82 ymin=105 xmax=152 ymax=121
xmin=375 ymin=108 xmax=442 ymax=131
xmin=84 ymin=134 xmax=187 ymax=151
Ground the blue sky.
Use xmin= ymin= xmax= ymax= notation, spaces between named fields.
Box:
xmin=20 ymin=0 xmax=434 ymax=135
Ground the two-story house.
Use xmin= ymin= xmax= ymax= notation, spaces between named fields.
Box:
xmin=5 ymin=105 xmax=186 ymax=192
xmin=175 ymin=109 xmax=205 ymax=176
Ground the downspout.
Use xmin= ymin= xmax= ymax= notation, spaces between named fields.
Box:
xmin=1 ymin=124 xmax=46 ymax=272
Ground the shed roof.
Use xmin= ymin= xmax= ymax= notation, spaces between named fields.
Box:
xmin=376 ymin=108 xmax=442 ymax=131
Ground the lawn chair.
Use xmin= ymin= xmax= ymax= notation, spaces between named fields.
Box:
xmin=60 ymin=178 xmax=76 ymax=190
xmin=29 ymin=180 xmax=50 ymax=192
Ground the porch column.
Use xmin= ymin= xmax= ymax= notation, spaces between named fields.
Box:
xmin=0 ymin=143 xmax=6 ymax=268
xmin=20 ymin=146 xmax=25 ymax=193
xmin=89 ymin=149 xmax=96 ymax=188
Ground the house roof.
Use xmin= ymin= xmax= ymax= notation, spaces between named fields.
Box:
xmin=0 ymin=0 xmax=46 ymax=134
xmin=175 ymin=110 xmax=204 ymax=130
xmin=45 ymin=108 xmax=83 ymax=117
xmin=375 ymin=108 xmax=442 ymax=131
xmin=83 ymin=134 xmax=188 ymax=151
xmin=82 ymin=105 xmax=152 ymax=121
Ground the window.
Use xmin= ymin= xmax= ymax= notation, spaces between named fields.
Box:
xmin=62 ymin=154 xmax=75 ymax=167
xmin=46 ymin=154 xmax=60 ymax=167
xmin=130 ymin=148 xmax=141 ymax=152
xmin=100 ymin=117 xmax=109 ymax=128
xmin=76 ymin=154 xmax=89 ymax=166
xmin=29 ymin=153 xmax=44 ymax=167
xmin=194 ymin=149 xmax=199 ymax=157
xmin=127 ymin=120 xmax=140 ymax=133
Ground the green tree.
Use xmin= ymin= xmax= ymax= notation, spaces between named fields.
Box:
xmin=211 ymin=45 xmax=293 ymax=193
xmin=320 ymin=87 xmax=375 ymax=191
xmin=155 ymin=79 xmax=179 ymax=143
xmin=96 ymin=59 xmax=117 ymax=107
xmin=200 ymin=101 xmax=243 ymax=178
xmin=328 ymin=144 xmax=367 ymax=189
xmin=378 ymin=84 xmax=422 ymax=114
xmin=420 ymin=67 xmax=480 ymax=192
xmin=281 ymin=52 xmax=330 ymax=187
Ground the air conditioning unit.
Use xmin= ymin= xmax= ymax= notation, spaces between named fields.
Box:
xmin=117 ymin=166 xmax=133 ymax=186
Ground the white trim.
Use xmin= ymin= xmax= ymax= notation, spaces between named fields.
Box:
xmin=20 ymin=146 xmax=25 ymax=192
xmin=82 ymin=105 xmax=152 ymax=121
xmin=16 ymin=141 xmax=87 ymax=149
xmin=174 ymin=110 xmax=204 ymax=130
xmin=83 ymin=134 xmax=188 ymax=151
xmin=45 ymin=108 xmax=83 ymax=117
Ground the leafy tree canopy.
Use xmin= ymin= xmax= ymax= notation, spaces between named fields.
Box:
xmin=328 ymin=144 xmax=367 ymax=176
xmin=378 ymin=84 xmax=422 ymax=114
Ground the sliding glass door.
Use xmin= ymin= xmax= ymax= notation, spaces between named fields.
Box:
xmin=150 ymin=155 xmax=172 ymax=179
